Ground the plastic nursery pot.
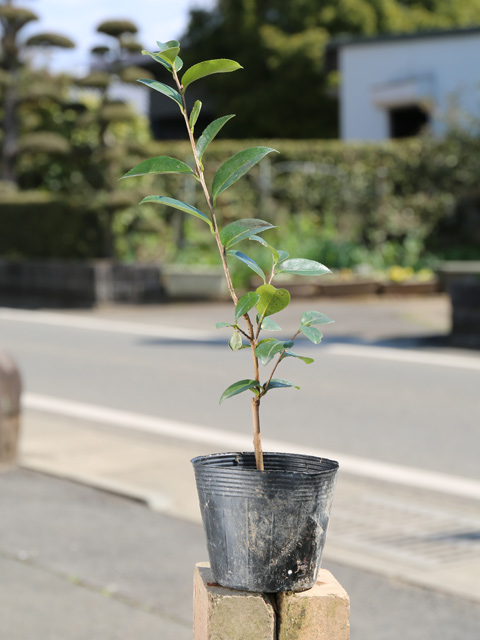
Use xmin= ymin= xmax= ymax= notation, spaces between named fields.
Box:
xmin=191 ymin=451 xmax=338 ymax=593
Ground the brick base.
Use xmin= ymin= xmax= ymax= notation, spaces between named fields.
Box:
xmin=193 ymin=562 xmax=350 ymax=640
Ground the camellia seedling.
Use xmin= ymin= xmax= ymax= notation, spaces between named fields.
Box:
xmin=122 ymin=40 xmax=334 ymax=471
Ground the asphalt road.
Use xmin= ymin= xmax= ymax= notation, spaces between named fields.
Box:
xmin=0 ymin=300 xmax=478 ymax=480
xmin=1 ymin=298 xmax=480 ymax=639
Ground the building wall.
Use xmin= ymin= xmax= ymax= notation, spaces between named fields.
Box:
xmin=339 ymin=32 xmax=480 ymax=140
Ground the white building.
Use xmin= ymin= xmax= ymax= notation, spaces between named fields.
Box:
xmin=329 ymin=27 xmax=480 ymax=140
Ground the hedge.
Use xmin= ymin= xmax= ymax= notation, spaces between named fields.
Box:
xmin=2 ymin=135 xmax=480 ymax=266
xmin=147 ymin=135 xmax=480 ymax=270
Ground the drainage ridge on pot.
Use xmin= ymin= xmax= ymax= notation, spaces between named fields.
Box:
xmin=192 ymin=452 xmax=338 ymax=593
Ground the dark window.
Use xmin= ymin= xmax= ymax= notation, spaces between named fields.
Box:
xmin=389 ymin=105 xmax=429 ymax=138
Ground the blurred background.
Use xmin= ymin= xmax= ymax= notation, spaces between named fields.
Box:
xmin=1 ymin=2 xmax=480 ymax=639
xmin=1 ymin=0 xmax=480 ymax=290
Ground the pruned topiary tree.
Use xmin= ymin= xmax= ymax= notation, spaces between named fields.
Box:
xmin=0 ymin=0 xmax=75 ymax=183
xmin=74 ymin=18 xmax=154 ymax=258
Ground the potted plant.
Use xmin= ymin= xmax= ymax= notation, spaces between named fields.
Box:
xmin=122 ymin=40 xmax=339 ymax=593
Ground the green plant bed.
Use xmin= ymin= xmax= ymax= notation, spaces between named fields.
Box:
xmin=378 ymin=280 xmax=440 ymax=295
xmin=161 ymin=264 xmax=229 ymax=300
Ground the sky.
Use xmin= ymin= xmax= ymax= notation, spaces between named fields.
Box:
xmin=21 ymin=0 xmax=215 ymax=74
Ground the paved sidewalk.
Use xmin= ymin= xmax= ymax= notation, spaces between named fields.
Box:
xmin=19 ymin=405 xmax=480 ymax=605
xmin=2 ymin=467 xmax=480 ymax=640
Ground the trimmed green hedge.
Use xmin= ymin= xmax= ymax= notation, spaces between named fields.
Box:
xmin=2 ymin=135 xmax=480 ymax=265
xmin=148 ymin=135 xmax=480 ymax=270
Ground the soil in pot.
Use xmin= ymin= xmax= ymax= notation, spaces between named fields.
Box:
xmin=191 ymin=451 xmax=338 ymax=593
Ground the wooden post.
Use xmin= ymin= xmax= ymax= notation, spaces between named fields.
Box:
xmin=0 ymin=349 xmax=22 ymax=469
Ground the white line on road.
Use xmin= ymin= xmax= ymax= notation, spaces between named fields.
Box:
xmin=2 ymin=306 xmax=480 ymax=371
xmin=24 ymin=392 xmax=480 ymax=502
xmin=0 ymin=307 xmax=212 ymax=341
xmin=327 ymin=343 xmax=480 ymax=371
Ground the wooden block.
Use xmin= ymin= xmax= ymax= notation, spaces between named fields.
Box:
xmin=193 ymin=562 xmax=275 ymax=640
xmin=277 ymin=568 xmax=350 ymax=640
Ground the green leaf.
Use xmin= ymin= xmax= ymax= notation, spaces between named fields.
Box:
xmin=250 ymin=236 xmax=290 ymax=265
xmin=140 ymin=196 xmax=212 ymax=230
xmin=216 ymin=322 xmax=233 ymax=329
xmin=220 ymin=219 xmax=275 ymax=249
xmin=189 ymin=100 xmax=202 ymax=131
xmin=256 ymin=284 xmax=290 ymax=318
xmin=301 ymin=311 xmax=334 ymax=327
xmin=158 ymin=45 xmax=180 ymax=65
xmin=121 ymin=156 xmax=193 ymax=179
xmin=137 ymin=79 xmax=183 ymax=110
xmin=276 ymin=250 xmax=290 ymax=263
xmin=220 ymin=379 xmax=260 ymax=404
xmin=196 ymin=114 xmax=235 ymax=161
xmin=235 ymin=292 xmax=260 ymax=322
xmin=146 ymin=42 xmax=183 ymax=72
xmin=173 ymin=56 xmax=183 ymax=72
xmin=182 ymin=59 xmax=242 ymax=91
xmin=300 ymin=325 xmax=323 ymax=344
xmin=249 ymin=235 xmax=280 ymax=261
xmin=255 ymin=339 xmax=293 ymax=366
xmin=264 ymin=378 xmax=300 ymax=392
xmin=229 ymin=331 xmax=243 ymax=351
xmin=276 ymin=258 xmax=331 ymax=277
xmin=156 ymin=40 xmax=180 ymax=50
xmin=282 ymin=351 xmax=314 ymax=364
xmin=227 ymin=250 xmax=266 ymax=282
xmin=261 ymin=316 xmax=281 ymax=331
xmin=212 ymin=147 xmax=278 ymax=203
xmin=142 ymin=50 xmax=173 ymax=72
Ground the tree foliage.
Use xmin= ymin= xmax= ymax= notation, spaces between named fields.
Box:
xmin=0 ymin=0 xmax=76 ymax=182
xmin=180 ymin=0 xmax=480 ymax=138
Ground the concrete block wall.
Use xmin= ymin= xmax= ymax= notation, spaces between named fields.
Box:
xmin=194 ymin=562 xmax=350 ymax=640
xmin=0 ymin=259 xmax=165 ymax=306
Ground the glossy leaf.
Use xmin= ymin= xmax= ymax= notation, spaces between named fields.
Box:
xmin=216 ymin=322 xmax=233 ymax=329
xmin=249 ymin=234 xmax=280 ymax=261
xmin=151 ymin=42 xmax=183 ymax=71
xmin=229 ymin=331 xmax=243 ymax=351
xmin=189 ymin=100 xmax=202 ymax=131
xmin=300 ymin=325 xmax=323 ymax=344
xmin=264 ymin=378 xmax=300 ymax=392
xmin=256 ymin=284 xmax=290 ymax=318
xmin=121 ymin=156 xmax=193 ymax=179
xmin=196 ymin=115 xmax=235 ymax=161
xmin=276 ymin=250 xmax=290 ymax=263
xmin=261 ymin=316 xmax=281 ymax=331
xmin=140 ymin=196 xmax=212 ymax=230
xmin=301 ymin=311 xmax=334 ymax=327
xmin=156 ymin=40 xmax=180 ymax=50
xmin=182 ymin=59 xmax=242 ymax=91
xmin=276 ymin=258 xmax=331 ymax=277
xmin=227 ymin=250 xmax=266 ymax=282
xmin=212 ymin=147 xmax=278 ymax=203
xmin=235 ymin=292 xmax=260 ymax=322
xmin=157 ymin=45 xmax=180 ymax=65
xmin=255 ymin=339 xmax=293 ymax=366
xmin=137 ymin=79 xmax=183 ymax=110
xmin=220 ymin=379 xmax=260 ymax=404
xmin=220 ymin=218 xmax=275 ymax=249
xmin=173 ymin=56 xmax=183 ymax=72
xmin=142 ymin=50 xmax=173 ymax=72
xmin=282 ymin=351 xmax=314 ymax=364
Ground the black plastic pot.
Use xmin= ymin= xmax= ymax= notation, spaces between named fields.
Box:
xmin=191 ymin=451 xmax=338 ymax=593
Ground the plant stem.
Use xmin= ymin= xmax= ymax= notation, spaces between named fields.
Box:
xmin=261 ymin=329 xmax=301 ymax=398
xmin=251 ymin=397 xmax=264 ymax=470
xmin=173 ymin=69 xmax=264 ymax=470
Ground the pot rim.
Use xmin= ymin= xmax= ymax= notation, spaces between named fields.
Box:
xmin=191 ymin=451 xmax=339 ymax=475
